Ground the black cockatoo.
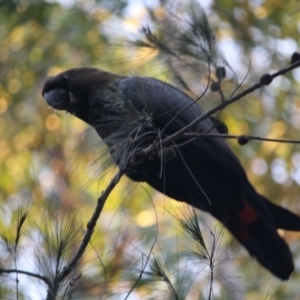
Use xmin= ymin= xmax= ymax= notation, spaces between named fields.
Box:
xmin=42 ymin=67 xmax=300 ymax=280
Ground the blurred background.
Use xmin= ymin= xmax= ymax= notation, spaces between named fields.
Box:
xmin=0 ymin=0 xmax=300 ymax=299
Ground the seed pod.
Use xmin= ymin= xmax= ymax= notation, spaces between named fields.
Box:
xmin=238 ymin=135 xmax=249 ymax=146
xmin=291 ymin=52 xmax=300 ymax=64
xmin=260 ymin=74 xmax=273 ymax=85
xmin=158 ymin=147 xmax=176 ymax=161
xmin=210 ymin=81 xmax=220 ymax=91
xmin=216 ymin=66 xmax=226 ymax=80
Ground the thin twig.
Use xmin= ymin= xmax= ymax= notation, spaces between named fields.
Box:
xmin=0 ymin=268 xmax=53 ymax=289
xmin=124 ymin=243 xmax=156 ymax=300
xmin=159 ymin=62 xmax=212 ymax=137
xmin=58 ymin=170 xmax=124 ymax=282
xmin=184 ymin=133 xmax=300 ymax=144
xmin=139 ymin=59 xmax=300 ymax=156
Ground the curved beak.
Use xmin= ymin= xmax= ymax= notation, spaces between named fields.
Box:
xmin=43 ymin=89 xmax=70 ymax=110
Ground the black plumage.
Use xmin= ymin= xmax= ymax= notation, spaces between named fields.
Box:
xmin=42 ymin=67 xmax=300 ymax=280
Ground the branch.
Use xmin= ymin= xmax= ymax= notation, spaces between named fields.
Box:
xmin=184 ymin=133 xmax=300 ymax=144
xmin=124 ymin=243 xmax=155 ymax=300
xmin=140 ymin=59 xmax=300 ymax=156
xmin=58 ymin=170 xmax=124 ymax=282
xmin=0 ymin=268 xmax=53 ymax=288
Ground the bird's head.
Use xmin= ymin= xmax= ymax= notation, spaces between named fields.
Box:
xmin=42 ymin=67 xmax=125 ymax=126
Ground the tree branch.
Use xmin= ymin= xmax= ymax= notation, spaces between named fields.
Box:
xmin=0 ymin=268 xmax=53 ymax=288
xmin=58 ymin=170 xmax=124 ymax=282
xmin=140 ymin=59 xmax=300 ymax=156
xmin=184 ymin=133 xmax=300 ymax=144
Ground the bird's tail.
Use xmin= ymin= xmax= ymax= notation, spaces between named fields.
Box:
xmin=261 ymin=195 xmax=300 ymax=231
xmin=220 ymin=195 xmax=298 ymax=280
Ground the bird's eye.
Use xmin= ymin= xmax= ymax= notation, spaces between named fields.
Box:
xmin=61 ymin=75 xmax=69 ymax=84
